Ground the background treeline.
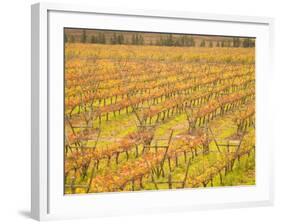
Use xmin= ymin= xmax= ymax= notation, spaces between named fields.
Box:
xmin=64 ymin=29 xmax=255 ymax=48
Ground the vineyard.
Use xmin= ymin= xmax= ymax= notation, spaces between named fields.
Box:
xmin=64 ymin=42 xmax=255 ymax=194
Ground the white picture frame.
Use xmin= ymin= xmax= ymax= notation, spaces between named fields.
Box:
xmin=31 ymin=2 xmax=275 ymax=221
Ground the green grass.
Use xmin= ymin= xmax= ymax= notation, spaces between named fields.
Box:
xmin=66 ymin=102 xmax=255 ymax=193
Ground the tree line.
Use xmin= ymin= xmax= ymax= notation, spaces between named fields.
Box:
xmin=64 ymin=31 xmax=255 ymax=48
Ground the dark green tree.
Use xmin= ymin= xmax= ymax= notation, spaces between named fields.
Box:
xmin=249 ymin=38 xmax=255 ymax=47
xmin=131 ymin=34 xmax=136 ymax=44
xmin=233 ymin=37 xmax=240 ymax=47
xmin=180 ymin=36 xmax=185 ymax=46
xmin=97 ymin=33 xmax=106 ymax=44
xmin=70 ymin=35 xmax=75 ymax=43
xmin=91 ymin=35 xmax=96 ymax=43
xmin=117 ymin=34 xmax=124 ymax=44
xmin=134 ymin=34 xmax=137 ymax=44
xmin=138 ymin=35 xmax=144 ymax=45
xmin=200 ymin=40 xmax=206 ymax=47
xmin=190 ymin=37 xmax=195 ymax=46
xmin=167 ymin=34 xmax=173 ymax=46
xmin=159 ymin=37 xmax=164 ymax=45
xmin=111 ymin=33 xmax=118 ymax=44
xmin=64 ymin=33 xmax=68 ymax=43
xmin=242 ymin=38 xmax=250 ymax=48
xmin=81 ymin=30 xmax=87 ymax=43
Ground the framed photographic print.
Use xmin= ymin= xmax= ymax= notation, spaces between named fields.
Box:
xmin=31 ymin=2 xmax=274 ymax=221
